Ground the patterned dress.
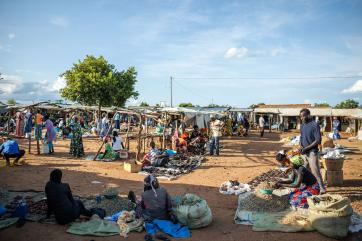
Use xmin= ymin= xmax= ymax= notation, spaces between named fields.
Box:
xmin=69 ymin=122 xmax=84 ymax=157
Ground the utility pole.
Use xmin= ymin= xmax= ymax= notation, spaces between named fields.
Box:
xmin=170 ymin=76 xmax=173 ymax=107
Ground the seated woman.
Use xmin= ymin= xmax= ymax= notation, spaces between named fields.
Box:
xmin=98 ymin=136 xmax=118 ymax=160
xmin=111 ymin=131 xmax=124 ymax=151
xmin=141 ymin=175 xmax=189 ymax=240
xmin=143 ymin=141 xmax=169 ymax=167
xmin=275 ymin=151 xmax=320 ymax=208
xmin=141 ymin=175 xmax=172 ymax=222
xmin=45 ymin=169 xmax=91 ymax=224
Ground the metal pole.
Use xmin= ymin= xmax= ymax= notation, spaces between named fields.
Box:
xmin=170 ymin=76 xmax=173 ymax=107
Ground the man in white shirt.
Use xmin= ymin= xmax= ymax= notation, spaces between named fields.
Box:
xmin=259 ymin=116 xmax=265 ymax=137
xmin=209 ymin=116 xmax=224 ymax=156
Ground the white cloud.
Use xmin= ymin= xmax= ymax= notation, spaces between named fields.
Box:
xmin=50 ymin=77 xmax=66 ymax=91
xmin=50 ymin=16 xmax=68 ymax=27
xmin=8 ymin=33 xmax=15 ymax=40
xmin=342 ymin=80 xmax=362 ymax=93
xmin=271 ymin=47 xmax=286 ymax=56
xmin=224 ymin=47 xmax=248 ymax=59
xmin=0 ymin=74 xmax=23 ymax=94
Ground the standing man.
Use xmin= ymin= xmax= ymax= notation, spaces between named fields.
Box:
xmin=332 ymin=117 xmax=341 ymax=139
xmin=299 ymin=108 xmax=326 ymax=194
xmin=259 ymin=115 xmax=265 ymax=137
xmin=209 ymin=116 xmax=224 ymax=156
xmin=34 ymin=109 xmax=43 ymax=140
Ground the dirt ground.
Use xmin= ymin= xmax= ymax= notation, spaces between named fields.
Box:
xmin=0 ymin=131 xmax=361 ymax=241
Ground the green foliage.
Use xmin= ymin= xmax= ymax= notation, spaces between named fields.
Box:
xmin=7 ymin=98 xmax=17 ymax=105
xmin=179 ymin=102 xmax=194 ymax=107
xmin=140 ymin=101 xmax=149 ymax=107
xmin=314 ymin=102 xmax=330 ymax=107
xmin=334 ymin=99 xmax=359 ymax=109
xmin=249 ymin=103 xmax=265 ymax=109
xmin=206 ymin=103 xmax=229 ymax=108
xmin=60 ymin=55 xmax=138 ymax=108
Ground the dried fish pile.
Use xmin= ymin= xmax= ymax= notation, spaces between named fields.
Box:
xmin=247 ymin=169 xmax=287 ymax=188
xmin=141 ymin=155 xmax=204 ymax=179
xmin=96 ymin=196 xmax=135 ymax=216
xmin=28 ymin=199 xmax=47 ymax=214
xmin=240 ymin=193 xmax=290 ymax=212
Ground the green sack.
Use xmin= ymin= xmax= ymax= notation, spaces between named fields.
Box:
xmin=175 ymin=193 xmax=212 ymax=229
xmin=307 ymin=194 xmax=353 ymax=239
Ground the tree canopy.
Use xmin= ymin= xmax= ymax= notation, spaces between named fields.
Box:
xmin=334 ymin=99 xmax=359 ymax=109
xmin=60 ymin=55 xmax=138 ymax=109
xmin=140 ymin=101 xmax=149 ymax=107
xmin=179 ymin=102 xmax=194 ymax=107
xmin=314 ymin=102 xmax=330 ymax=107
xmin=7 ymin=98 xmax=16 ymax=105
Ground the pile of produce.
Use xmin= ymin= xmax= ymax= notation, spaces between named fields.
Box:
xmin=240 ymin=193 xmax=290 ymax=212
xmin=5 ymin=195 xmax=47 ymax=215
xmin=102 ymin=188 xmax=120 ymax=198
xmin=96 ymin=196 xmax=135 ymax=216
xmin=28 ymin=199 xmax=47 ymax=214
xmin=247 ymin=169 xmax=287 ymax=188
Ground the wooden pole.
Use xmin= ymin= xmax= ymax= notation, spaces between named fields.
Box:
xmin=36 ymin=139 xmax=40 ymax=155
xmin=162 ymin=113 xmax=167 ymax=149
xmin=125 ymin=114 xmax=131 ymax=150
xmin=28 ymin=135 xmax=31 ymax=154
xmin=136 ymin=115 xmax=143 ymax=161
xmin=93 ymin=117 xmax=113 ymax=161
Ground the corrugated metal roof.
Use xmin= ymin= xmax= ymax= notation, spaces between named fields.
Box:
xmin=331 ymin=109 xmax=362 ymax=117
xmin=279 ymin=108 xmax=303 ymax=116
xmin=254 ymin=108 xmax=280 ymax=114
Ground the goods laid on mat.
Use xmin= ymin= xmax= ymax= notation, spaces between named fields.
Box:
xmin=140 ymin=155 xmax=204 ymax=179
xmin=174 ymin=193 xmax=212 ymax=229
xmin=93 ymin=196 xmax=135 ymax=216
xmin=247 ymin=169 xmax=288 ymax=188
xmin=1 ymin=190 xmax=48 ymax=222
xmin=238 ymin=192 xmax=290 ymax=212
xmin=219 ymin=180 xmax=251 ymax=195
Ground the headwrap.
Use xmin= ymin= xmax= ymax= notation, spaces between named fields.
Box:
xmin=50 ymin=169 xmax=62 ymax=183
xmin=45 ymin=119 xmax=57 ymax=142
xmin=144 ymin=175 xmax=158 ymax=197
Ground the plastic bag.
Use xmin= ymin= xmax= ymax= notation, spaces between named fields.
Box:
xmin=307 ymin=194 xmax=353 ymax=239
xmin=175 ymin=193 xmax=212 ymax=229
xmin=42 ymin=143 xmax=49 ymax=154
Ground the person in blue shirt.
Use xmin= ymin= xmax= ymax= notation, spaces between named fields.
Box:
xmin=299 ymin=108 xmax=326 ymax=194
xmin=0 ymin=137 xmax=25 ymax=166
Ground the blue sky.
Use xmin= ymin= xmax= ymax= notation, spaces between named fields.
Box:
xmin=0 ymin=0 xmax=361 ymax=107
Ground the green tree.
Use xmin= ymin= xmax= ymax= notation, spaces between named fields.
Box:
xmin=60 ymin=55 xmax=138 ymax=115
xmin=7 ymin=98 xmax=17 ymax=105
xmin=179 ymin=102 xmax=194 ymax=107
xmin=249 ymin=103 xmax=265 ymax=109
xmin=314 ymin=102 xmax=330 ymax=107
xmin=140 ymin=101 xmax=149 ymax=107
xmin=334 ymin=99 xmax=359 ymax=109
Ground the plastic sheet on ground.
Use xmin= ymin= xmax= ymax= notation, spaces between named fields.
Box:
xmin=349 ymin=212 xmax=362 ymax=233
xmin=67 ymin=219 xmax=120 ymax=236
xmin=140 ymin=155 xmax=204 ymax=180
xmin=219 ymin=181 xmax=251 ymax=195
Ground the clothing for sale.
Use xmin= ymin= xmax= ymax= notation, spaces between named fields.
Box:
xmin=23 ymin=112 xmax=33 ymax=134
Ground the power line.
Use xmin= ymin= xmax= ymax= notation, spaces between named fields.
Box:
xmin=174 ymin=75 xmax=360 ymax=80
xmin=172 ymin=79 xmax=211 ymax=103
